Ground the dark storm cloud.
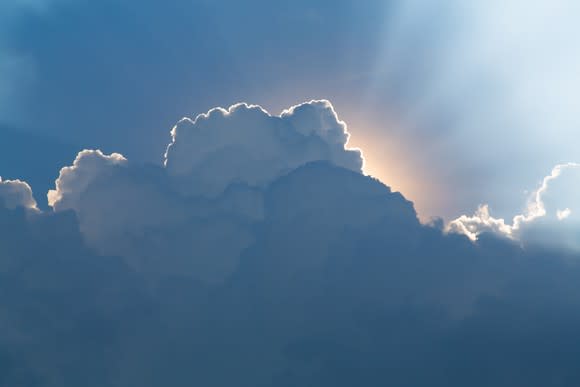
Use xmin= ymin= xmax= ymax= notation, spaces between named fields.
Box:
xmin=2 ymin=101 xmax=580 ymax=386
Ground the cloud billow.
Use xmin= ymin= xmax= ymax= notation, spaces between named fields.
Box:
xmin=1 ymin=101 xmax=580 ymax=386
xmin=42 ymin=101 xmax=363 ymax=284
xmin=0 ymin=177 xmax=38 ymax=210
xmin=164 ymin=100 xmax=363 ymax=196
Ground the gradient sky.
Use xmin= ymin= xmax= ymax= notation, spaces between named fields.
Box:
xmin=2 ymin=0 xmax=579 ymax=220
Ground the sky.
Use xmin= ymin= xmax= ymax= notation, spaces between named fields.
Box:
xmin=1 ymin=0 xmax=579 ymax=219
xmin=1 ymin=1 xmax=580 ymax=386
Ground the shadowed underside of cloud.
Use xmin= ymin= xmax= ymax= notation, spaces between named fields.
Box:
xmin=2 ymin=101 xmax=580 ymax=386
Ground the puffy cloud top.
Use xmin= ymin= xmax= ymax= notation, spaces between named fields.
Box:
xmin=42 ymin=102 xmax=364 ymax=284
xmin=164 ymin=100 xmax=363 ymax=196
xmin=48 ymin=149 xmax=127 ymax=211
xmin=0 ymin=177 xmax=37 ymax=210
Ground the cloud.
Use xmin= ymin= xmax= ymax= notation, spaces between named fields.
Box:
xmin=46 ymin=149 xmax=254 ymax=283
xmin=448 ymin=162 xmax=580 ymax=242
xmin=48 ymin=149 xmax=128 ymax=211
xmin=44 ymin=101 xmax=362 ymax=284
xmin=164 ymin=100 xmax=363 ymax=196
xmin=3 ymin=101 xmax=580 ymax=385
xmin=0 ymin=177 xmax=37 ymax=210
xmin=557 ymin=208 xmax=571 ymax=220
xmin=0 ymin=125 xmax=79 ymax=209
xmin=0 ymin=204 xmax=149 ymax=387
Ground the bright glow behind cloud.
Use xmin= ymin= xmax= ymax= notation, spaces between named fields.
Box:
xmin=362 ymin=0 xmax=580 ymax=220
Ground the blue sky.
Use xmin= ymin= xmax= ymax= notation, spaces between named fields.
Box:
xmin=2 ymin=0 xmax=578 ymax=220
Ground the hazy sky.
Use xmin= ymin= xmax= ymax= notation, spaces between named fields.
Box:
xmin=1 ymin=0 xmax=578 ymax=220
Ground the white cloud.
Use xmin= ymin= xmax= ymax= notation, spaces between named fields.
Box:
xmin=47 ymin=147 xmax=256 ymax=284
xmin=446 ymin=204 xmax=512 ymax=241
xmin=164 ymin=100 xmax=363 ymax=196
xmin=557 ymin=208 xmax=572 ymax=221
xmin=48 ymin=149 xmax=127 ymax=211
xmin=0 ymin=177 xmax=38 ymax=210
xmin=45 ymin=101 xmax=366 ymax=284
